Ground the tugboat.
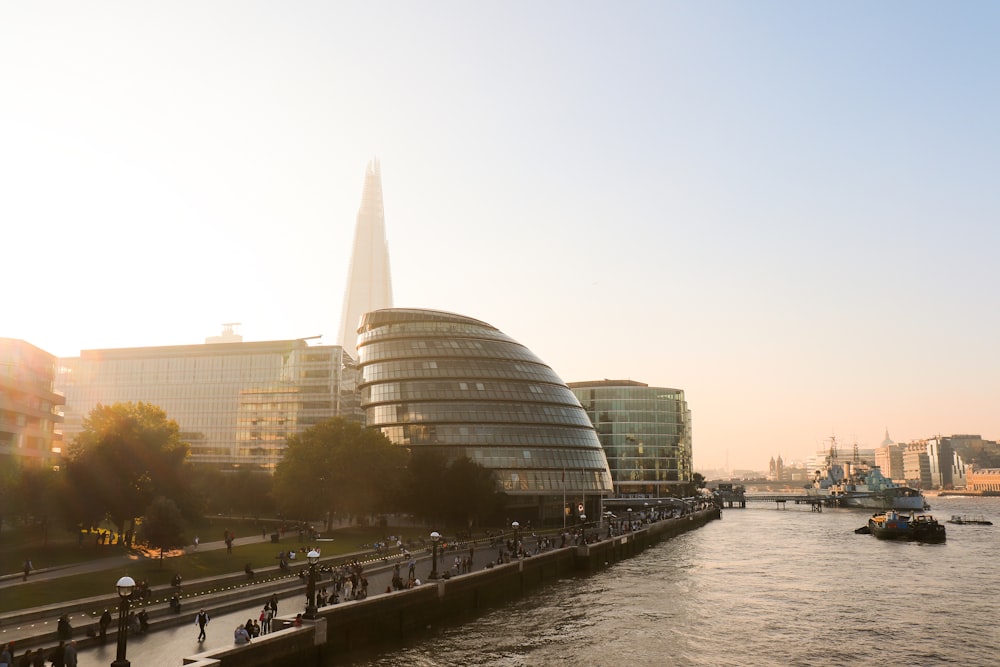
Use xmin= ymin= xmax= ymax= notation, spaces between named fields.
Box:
xmin=865 ymin=510 xmax=946 ymax=543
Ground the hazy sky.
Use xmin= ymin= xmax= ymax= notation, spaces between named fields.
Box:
xmin=4 ymin=2 xmax=998 ymax=471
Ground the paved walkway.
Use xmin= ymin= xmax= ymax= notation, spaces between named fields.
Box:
xmin=0 ymin=526 xmax=520 ymax=659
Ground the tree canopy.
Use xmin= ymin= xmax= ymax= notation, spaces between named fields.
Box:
xmin=137 ymin=495 xmax=187 ymax=564
xmin=66 ymin=401 xmax=192 ymax=539
xmin=272 ymin=418 xmax=407 ymax=528
xmin=400 ymin=450 xmax=505 ymax=528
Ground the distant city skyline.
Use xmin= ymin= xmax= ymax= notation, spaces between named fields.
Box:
xmin=3 ymin=2 xmax=998 ymax=471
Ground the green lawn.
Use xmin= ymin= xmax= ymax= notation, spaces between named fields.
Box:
xmin=0 ymin=522 xmax=426 ymax=614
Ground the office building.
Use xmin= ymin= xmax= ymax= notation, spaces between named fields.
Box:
xmin=57 ymin=331 xmax=361 ymax=472
xmin=356 ymin=308 xmax=613 ymax=523
xmin=338 ymin=159 xmax=394 ymax=361
xmin=0 ymin=338 xmax=64 ymax=466
xmin=568 ymin=380 xmax=692 ymax=497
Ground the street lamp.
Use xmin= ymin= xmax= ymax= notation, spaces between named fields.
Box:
xmin=627 ymin=507 xmax=633 ymax=530
xmin=305 ymin=549 xmax=320 ymax=619
xmin=579 ymin=513 xmax=587 ymax=543
xmin=429 ymin=531 xmax=441 ymax=580
xmin=111 ymin=575 xmax=135 ymax=667
xmin=511 ymin=521 xmax=520 ymax=555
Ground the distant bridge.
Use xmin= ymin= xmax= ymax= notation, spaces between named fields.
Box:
xmin=718 ymin=492 xmax=885 ymax=510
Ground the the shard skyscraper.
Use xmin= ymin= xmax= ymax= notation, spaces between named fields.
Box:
xmin=338 ymin=159 xmax=394 ymax=360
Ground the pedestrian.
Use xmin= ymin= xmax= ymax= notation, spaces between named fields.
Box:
xmin=233 ymin=624 xmax=251 ymax=645
xmin=49 ymin=642 xmax=64 ymax=667
xmin=0 ymin=642 xmax=12 ymax=667
xmin=17 ymin=649 xmax=32 ymax=667
xmin=30 ymin=648 xmax=44 ymax=667
xmin=62 ymin=642 xmax=77 ymax=667
xmin=193 ymin=536 xmax=199 ymax=549
xmin=56 ymin=616 xmax=72 ymax=641
xmin=22 ymin=559 xmax=32 ymax=581
xmin=98 ymin=609 xmax=112 ymax=642
xmin=195 ymin=609 xmax=210 ymax=642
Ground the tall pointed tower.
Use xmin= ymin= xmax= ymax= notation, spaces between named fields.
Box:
xmin=338 ymin=159 xmax=394 ymax=360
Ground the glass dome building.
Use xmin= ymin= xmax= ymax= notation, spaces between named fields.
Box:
xmin=356 ymin=308 xmax=613 ymax=522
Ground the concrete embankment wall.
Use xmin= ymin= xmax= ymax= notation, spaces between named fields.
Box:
xmin=183 ymin=508 xmax=720 ymax=666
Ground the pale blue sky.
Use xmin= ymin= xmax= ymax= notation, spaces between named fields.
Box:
xmin=3 ymin=2 xmax=998 ymax=470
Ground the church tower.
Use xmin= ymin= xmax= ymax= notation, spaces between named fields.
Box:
xmin=337 ymin=159 xmax=394 ymax=360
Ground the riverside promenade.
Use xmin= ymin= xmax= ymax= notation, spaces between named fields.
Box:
xmin=1 ymin=508 xmax=720 ymax=666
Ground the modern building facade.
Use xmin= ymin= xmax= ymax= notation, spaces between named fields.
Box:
xmin=967 ymin=467 xmax=1000 ymax=493
xmin=0 ymin=338 xmax=64 ymax=466
xmin=56 ymin=332 xmax=361 ymax=472
xmin=568 ymin=380 xmax=692 ymax=497
xmin=338 ymin=159 xmax=394 ymax=361
xmin=355 ymin=308 xmax=613 ymax=523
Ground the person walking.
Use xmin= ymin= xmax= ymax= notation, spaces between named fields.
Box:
xmin=0 ymin=642 xmax=12 ymax=667
xmin=98 ymin=609 xmax=112 ymax=642
xmin=21 ymin=559 xmax=32 ymax=581
xmin=195 ymin=609 xmax=210 ymax=642
xmin=62 ymin=642 xmax=77 ymax=667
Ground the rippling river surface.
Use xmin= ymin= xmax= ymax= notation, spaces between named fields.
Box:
xmin=340 ymin=496 xmax=1000 ymax=667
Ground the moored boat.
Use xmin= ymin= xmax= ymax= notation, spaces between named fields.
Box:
xmin=947 ymin=515 xmax=993 ymax=526
xmin=805 ymin=438 xmax=925 ymax=511
xmin=866 ymin=510 xmax=946 ymax=543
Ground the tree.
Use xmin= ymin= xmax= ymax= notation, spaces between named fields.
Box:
xmin=272 ymin=418 xmax=407 ymax=529
xmin=66 ymin=402 xmax=191 ymax=542
xmin=400 ymin=449 xmax=449 ymax=522
xmin=137 ymin=496 xmax=187 ymax=565
xmin=401 ymin=452 xmax=505 ymax=528
xmin=441 ymin=457 xmax=505 ymax=529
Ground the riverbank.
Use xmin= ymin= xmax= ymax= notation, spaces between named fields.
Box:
xmin=181 ymin=507 xmax=721 ymax=666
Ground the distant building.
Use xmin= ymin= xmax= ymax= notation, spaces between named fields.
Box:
xmin=766 ymin=455 xmax=809 ymax=483
xmin=56 ymin=331 xmax=361 ymax=472
xmin=966 ymin=468 xmax=1000 ymax=493
xmin=356 ymin=308 xmax=613 ymax=523
xmin=569 ymin=380 xmax=692 ymax=497
xmin=926 ymin=436 xmax=967 ymax=489
xmin=902 ymin=443 xmax=932 ymax=489
xmin=875 ymin=443 xmax=905 ymax=482
xmin=338 ymin=160 xmax=393 ymax=361
xmin=0 ymin=338 xmax=64 ymax=466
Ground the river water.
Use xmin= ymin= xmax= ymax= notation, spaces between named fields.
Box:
xmin=340 ymin=496 xmax=1000 ymax=667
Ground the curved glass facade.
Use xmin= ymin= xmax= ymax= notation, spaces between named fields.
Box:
xmin=568 ymin=380 xmax=692 ymax=497
xmin=357 ymin=309 xmax=613 ymax=505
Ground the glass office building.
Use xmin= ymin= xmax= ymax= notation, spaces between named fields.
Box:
xmin=57 ymin=336 xmax=361 ymax=472
xmin=568 ymin=380 xmax=692 ymax=497
xmin=356 ymin=308 xmax=613 ymax=522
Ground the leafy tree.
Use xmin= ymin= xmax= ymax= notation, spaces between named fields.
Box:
xmin=137 ymin=496 xmax=187 ymax=565
xmin=400 ymin=449 xmax=449 ymax=522
xmin=66 ymin=402 xmax=191 ymax=542
xmin=401 ymin=452 xmax=505 ymax=528
xmin=441 ymin=457 xmax=505 ymax=528
xmin=272 ymin=418 xmax=407 ymax=529
xmin=693 ymin=472 xmax=707 ymax=489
